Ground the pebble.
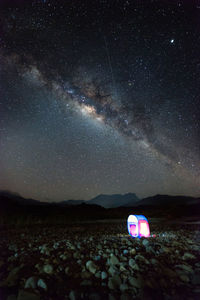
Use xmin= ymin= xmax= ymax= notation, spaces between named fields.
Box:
xmin=80 ymin=280 xmax=92 ymax=286
xmin=108 ymin=275 xmax=121 ymax=289
xmin=1 ymin=222 xmax=200 ymax=300
xmin=129 ymin=276 xmax=143 ymax=288
xmin=175 ymin=264 xmax=193 ymax=273
xmin=69 ymin=290 xmax=79 ymax=300
xmin=24 ymin=277 xmax=37 ymax=289
xmin=128 ymin=259 xmax=139 ymax=270
xmin=101 ymin=271 xmax=108 ymax=280
xmin=81 ymin=271 xmax=92 ymax=279
xmin=191 ymin=272 xmax=200 ymax=285
xmin=17 ymin=290 xmax=40 ymax=300
xmin=119 ymin=264 xmax=127 ymax=272
xmin=86 ymin=261 xmax=98 ymax=274
xmin=150 ymin=258 xmax=159 ymax=264
xmin=182 ymin=253 xmax=196 ymax=260
xmin=120 ymin=283 xmax=129 ymax=292
xmin=43 ymin=264 xmax=53 ymax=274
xmin=109 ymin=254 xmax=119 ymax=266
xmin=142 ymin=239 xmax=149 ymax=247
xmin=108 ymin=266 xmax=117 ymax=276
xmin=129 ymin=248 xmax=136 ymax=255
xmin=37 ymin=278 xmax=47 ymax=290
xmin=179 ymin=274 xmax=190 ymax=283
xmin=2 ymin=265 xmax=24 ymax=287
xmin=135 ymin=255 xmax=149 ymax=264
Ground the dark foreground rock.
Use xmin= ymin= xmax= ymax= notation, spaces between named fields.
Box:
xmin=0 ymin=222 xmax=200 ymax=299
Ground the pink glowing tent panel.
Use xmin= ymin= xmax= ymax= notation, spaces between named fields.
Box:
xmin=127 ymin=215 xmax=150 ymax=238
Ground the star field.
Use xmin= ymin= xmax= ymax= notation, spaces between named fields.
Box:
xmin=0 ymin=0 xmax=199 ymax=201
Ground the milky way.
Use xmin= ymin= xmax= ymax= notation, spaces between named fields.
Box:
xmin=0 ymin=0 xmax=199 ymax=200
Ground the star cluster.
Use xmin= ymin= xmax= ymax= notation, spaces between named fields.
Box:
xmin=0 ymin=0 xmax=199 ymax=201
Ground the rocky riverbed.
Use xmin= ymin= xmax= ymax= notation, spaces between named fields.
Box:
xmin=0 ymin=222 xmax=200 ymax=300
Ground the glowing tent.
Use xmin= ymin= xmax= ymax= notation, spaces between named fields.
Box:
xmin=127 ymin=215 xmax=150 ymax=238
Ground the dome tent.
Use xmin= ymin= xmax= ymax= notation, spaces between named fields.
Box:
xmin=127 ymin=214 xmax=150 ymax=238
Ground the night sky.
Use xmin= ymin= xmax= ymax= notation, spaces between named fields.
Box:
xmin=0 ymin=0 xmax=199 ymax=201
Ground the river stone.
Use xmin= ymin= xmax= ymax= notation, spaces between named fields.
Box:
xmin=142 ymin=239 xmax=149 ymax=247
xmin=151 ymin=258 xmax=159 ymax=265
xmin=129 ymin=259 xmax=139 ymax=270
xmin=175 ymin=264 xmax=193 ymax=273
xmin=17 ymin=290 xmax=40 ymax=300
xmin=182 ymin=253 xmax=196 ymax=260
xmin=65 ymin=266 xmax=70 ymax=274
xmin=80 ymin=280 xmax=92 ymax=286
xmin=2 ymin=265 xmax=24 ymax=287
xmin=119 ymin=264 xmax=127 ymax=272
xmin=37 ymin=278 xmax=47 ymax=290
xmin=129 ymin=277 xmax=143 ymax=288
xmin=135 ymin=255 xmax=149 ymax=264
xmin=108 ymin=275 xmax=121 ymax=289
xmin=43 ymin=264 xmax=53 ymax=274
xmin=69 ymin=290 xmax=79 ymax=300
xmin=94 ymin=255 xmax=101 ymax=261
xmin=129 ymin=248 xmax=136 ymax=255
xmin=95 ymin=271 xmax=101 ymax=278
xmin=179 ymin=274 xmax=190 ymax=283
xmin=109 ymin=254 xmax=119 ymax=266
xmin=73 ymin=252 xmax=80 ymax=259
xmin=24 ymin=277 xmax=37 ymax=289
xmin=101 ymin=271 xmax=108 ymax=280
xmin=163 ymin=267 xmax=177 ymax=278
xmin=86 ymin=261 xmax=98 ymax=274
xmin=88 ymin=292 xmax=101 ymax=300
xmin=191 ymin=272 xmax=200 ymax=285
xmin=108 ymin=266 xmax=117 ymax=276
xmin=81 ymin=271 xmax=92 ymax=279
xmin=159 ymin=278 xmax=168 ymax=288
xmin=120 ymin=294 xmax=132 ymax=300
xmin=120 ymin=283 xmax=129 ymax=292
xmin=108 ymin=294 xmax=116 ymax=300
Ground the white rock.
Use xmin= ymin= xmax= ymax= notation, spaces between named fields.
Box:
xmin=135 ymin=254 xmax=149 ymax=264
xmin=119 ymin=264 xmax=126 ymax=272
xmin=129 ymin=258 xmax=139 ymax=269
xmin=43 ymin=264 xmax=53 ymax=274
xmin=129 ymin=248 xmax=136 ymax=255
xmin=175 ymin=264 xmax=193 ymax=273
xmin=108 ymin=266 xmax=117 ymax=276
xmin=95 ymin=271 xmax=101 ymax=278
xmin=182 ymin=253 xmax=196 ymax=260
xmin=86 ymin=260 xmax=98 ymax=274
xmin=24 ymin=277 xmax=37 ymax=289
xmin=142 ymin=239 xmax=149 ymax=247
xmin=120 ymin=283 xmax=129 ymax=292
xmin=69 ymin=290 xmax=79 ymax=300
xmin=37 ymin=278 xmax=47 ymax=290
xmin=101 ymin=271 xmax=108 ymax=280
xmin=109 ymin=254 xmax=119 ymax=266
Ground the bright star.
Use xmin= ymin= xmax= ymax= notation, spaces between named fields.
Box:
xmin=170 ymin=39 xmax=174 ymax=44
